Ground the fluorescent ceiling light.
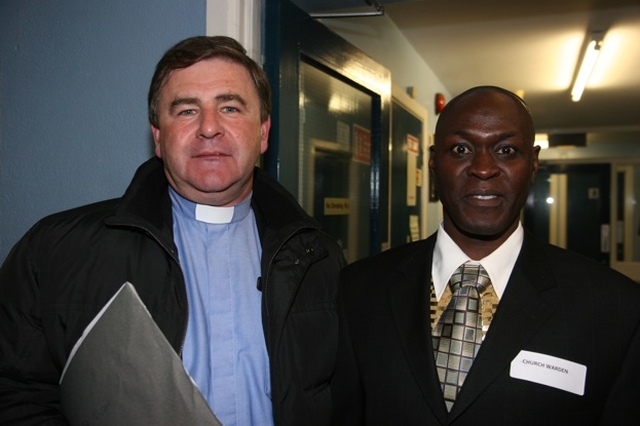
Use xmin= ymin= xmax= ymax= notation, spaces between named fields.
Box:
xmin=571 ymin=35 xmax=603 ymax=102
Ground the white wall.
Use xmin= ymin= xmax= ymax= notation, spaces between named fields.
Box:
xmin=206 ymin=0 xmax=261 ymax=61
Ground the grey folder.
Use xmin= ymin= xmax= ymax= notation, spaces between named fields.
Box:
xmin=60 ymin=282 xmax=222 ymax=426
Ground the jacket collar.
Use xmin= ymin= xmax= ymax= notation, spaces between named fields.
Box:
xmin=389 ymin=235 xmax=450 ymax=422
xmin=105 ymin=158 xmax=175 ymax=255
xmin=251 ymin=167 xmax=320 ymax=234
xmin=105 ymin=158 xmax=322 ymax=263
xmin=251 ymin=167 xmax=322 ymax=267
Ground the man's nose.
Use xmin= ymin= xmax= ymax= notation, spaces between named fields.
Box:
xmin=468 ymin=151 xmax=499 ymax=179
xmin=198 ymin=109 xmax=222 ymax=139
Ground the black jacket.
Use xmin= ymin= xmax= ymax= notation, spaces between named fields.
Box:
xmin=331 ymin=231 xmax=640 ymax=425
xmin=0 ymin=157 xmax=345 ymax=425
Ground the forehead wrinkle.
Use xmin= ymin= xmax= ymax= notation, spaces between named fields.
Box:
xmin=452 ymin=129 xmax=519 ymax=142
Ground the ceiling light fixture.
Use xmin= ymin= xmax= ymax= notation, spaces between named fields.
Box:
xmin=570 ymin=32 xmax=604 ymax=102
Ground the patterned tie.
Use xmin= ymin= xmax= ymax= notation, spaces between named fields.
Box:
xmin=432 ymin=263 xmax=490 ymax=411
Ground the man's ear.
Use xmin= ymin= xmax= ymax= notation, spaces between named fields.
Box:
xmin=428 ymin=145 xmax=436 ymax=176
xmin=151 ymin=124 xmax=162 ymax=158
xmin=260 ymin=116 xmax=271 ymax=154
xmin=531 ymin=145 xmax=541 ymax=182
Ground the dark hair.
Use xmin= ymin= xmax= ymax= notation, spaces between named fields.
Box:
xmin=148 ymin=36 xmax=271 ymax=127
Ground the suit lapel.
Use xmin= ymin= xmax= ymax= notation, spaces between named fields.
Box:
xmin=448 ymin=233 xmax=557 ymax=420
xmin=389 ymin=236 xmax=449 ymax=423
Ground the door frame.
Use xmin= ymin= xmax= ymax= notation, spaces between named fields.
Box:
xmin=391 ymin=84 xmax=429 ymax=244
xmin=264 ymin=0 xmax=391 ymax=256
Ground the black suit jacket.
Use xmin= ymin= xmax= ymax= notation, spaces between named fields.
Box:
xmin=331 ymin=231 xmax=640 ymax=425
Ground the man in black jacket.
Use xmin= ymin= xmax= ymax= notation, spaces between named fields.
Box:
xmin=331 ymin=86 xmax=640 ymax=424
xmin=0 ymin=36 xmax=345 ymax=425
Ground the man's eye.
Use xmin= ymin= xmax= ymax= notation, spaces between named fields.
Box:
xmin=498 ymin=146 xmax=516 ymax=155
xmin=178 ymin=109 xmax=196 ymax=116
xmin=222 ymin=106 xmax=239 ymax=113
xmin=453 ymin=145 xmax=471 ymax=155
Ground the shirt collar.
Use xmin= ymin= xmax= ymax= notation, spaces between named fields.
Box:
xmin=169 ymin=187 xmax=252 ymax=224
xmin=432 ymin=222 xmax=524 ymax=300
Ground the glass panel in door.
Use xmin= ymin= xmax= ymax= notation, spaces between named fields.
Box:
xmin=298 ymin=60 xmax=372 ymax=263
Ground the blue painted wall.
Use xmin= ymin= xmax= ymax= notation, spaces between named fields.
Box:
xmin=0 ymin=0 xmax=205 ymax=260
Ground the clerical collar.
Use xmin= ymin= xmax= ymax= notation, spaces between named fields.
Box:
xmin=169 ymin=187 xmax=252 ymax=224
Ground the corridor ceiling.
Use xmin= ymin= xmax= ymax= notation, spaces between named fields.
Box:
xmin=292 ymin=0 xmax=640 ymax=135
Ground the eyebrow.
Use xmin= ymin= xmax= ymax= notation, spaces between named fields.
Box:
xmin=169 ymin=97 xmax=199 ymax=113
xmin=215 ymin=93 xmax=247 ymax=107
xmin=169 ymin=93 xmax=248 ymax=113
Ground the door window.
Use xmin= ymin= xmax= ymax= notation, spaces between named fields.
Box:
xmin=299 ymin=60 xmax=373 ymax=262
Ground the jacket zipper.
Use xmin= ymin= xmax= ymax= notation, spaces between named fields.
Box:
xmin=121 ymin=222 xmax=189 ymax=357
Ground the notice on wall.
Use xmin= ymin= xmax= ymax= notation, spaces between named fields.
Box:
xmin=409 ymin=214 xmax=420 ymax=242
xmin=353 ymin=125 xmax=371 ymax=165
xmin=324 ymin=197 xmax=351 ymax=215
xmin=406 ymin=134 xmax=420 ymax=206
xmin=337 ymin=121 xmax=350 ymax=147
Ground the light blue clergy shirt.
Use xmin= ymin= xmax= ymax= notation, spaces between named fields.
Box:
xmin=170 ymin=188 xmax=273 ymax=426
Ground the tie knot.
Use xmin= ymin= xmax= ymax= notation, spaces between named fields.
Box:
xmin=450 ymin=263 xmax=490 ymax=293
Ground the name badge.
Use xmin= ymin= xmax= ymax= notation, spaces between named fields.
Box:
xmin=509 ymin=350 xmax=586 ymax=395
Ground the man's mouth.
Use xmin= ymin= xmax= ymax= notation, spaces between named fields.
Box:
xmin=473 ymin=194 xmax=497 ymax=200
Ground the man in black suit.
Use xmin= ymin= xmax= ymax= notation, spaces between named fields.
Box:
xmin=331 ymin=86 xmax=640 ymax=425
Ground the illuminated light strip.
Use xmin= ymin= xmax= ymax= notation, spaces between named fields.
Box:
xmin=571 ymin=38 xmax=602 ymax=102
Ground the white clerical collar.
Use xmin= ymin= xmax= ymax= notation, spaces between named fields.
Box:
xmin=195 ymin=204 xmax=235 ymax=224
xmin=168 ymin=187 xmax=252 ymax=224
